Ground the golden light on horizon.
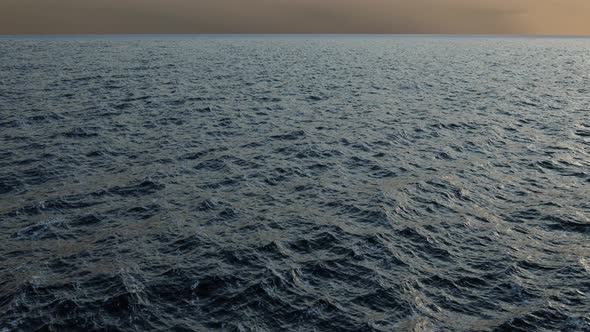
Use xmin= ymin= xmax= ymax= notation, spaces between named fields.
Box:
xmin=1 ymin=0 xmax=589 ymax=35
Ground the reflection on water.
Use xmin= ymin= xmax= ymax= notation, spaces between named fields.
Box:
xmin=0 ymin=36 xmax=589 ymax=331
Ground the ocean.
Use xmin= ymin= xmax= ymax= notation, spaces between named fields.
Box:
xmin=0 ymin=35 xmax=589 ymax=331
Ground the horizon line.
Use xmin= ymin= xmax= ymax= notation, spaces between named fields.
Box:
xmin=2 ymin=33 xmax=590 ymax=38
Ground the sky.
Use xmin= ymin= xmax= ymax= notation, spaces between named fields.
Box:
xmin=1 ymin=0 xmax=589 ymax=35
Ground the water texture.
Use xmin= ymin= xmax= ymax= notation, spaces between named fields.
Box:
xmin=0 ymin=36 xmax=589 ymax=331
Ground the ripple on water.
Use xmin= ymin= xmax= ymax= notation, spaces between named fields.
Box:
xmin=1 ymin=36 xmax=589 ymax=331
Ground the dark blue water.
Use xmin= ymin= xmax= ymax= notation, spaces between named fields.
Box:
xmin=1 ymin=36 xmax=589 ymax=331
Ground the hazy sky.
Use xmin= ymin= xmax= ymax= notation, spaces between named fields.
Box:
xmin=1 ymin=0 xmax=589 ymax=35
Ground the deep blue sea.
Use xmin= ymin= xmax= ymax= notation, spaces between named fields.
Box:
xmin=0 ymin=36 xmax=589 ymax=331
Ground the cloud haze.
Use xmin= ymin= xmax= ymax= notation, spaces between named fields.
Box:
xmin=1 ymin=0 xmax=589 ymax=35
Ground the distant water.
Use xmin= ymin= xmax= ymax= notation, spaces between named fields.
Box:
xmin=0 ymin=36 xmax=589 ymax=331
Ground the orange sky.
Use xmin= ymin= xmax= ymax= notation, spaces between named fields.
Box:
xmin=1 ymin=0 xmax=589 ymax=35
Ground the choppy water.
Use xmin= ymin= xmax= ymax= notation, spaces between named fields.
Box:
xmin=1 ymin=36 xmax=589 ymax=331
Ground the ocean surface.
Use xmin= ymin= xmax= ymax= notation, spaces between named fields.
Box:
xmin=0 ymin=35 xmax=589 ymax=331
